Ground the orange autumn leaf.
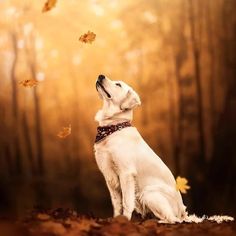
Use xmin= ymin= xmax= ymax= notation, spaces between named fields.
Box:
xmin=176 ymin=176 xmax=190 ymax=194
xmin=19 ymin=79 xmax=38 ymax=88
xmin=79 ymin=31 xmax=96 ymax=44
xmin=57 ymin=125 xmax=71 ymax=139
xmin=42 ymin=0 xmax=57 ymax=13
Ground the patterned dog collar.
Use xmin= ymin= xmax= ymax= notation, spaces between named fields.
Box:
xmin=95 ymin=121 xmax=132 ymax=143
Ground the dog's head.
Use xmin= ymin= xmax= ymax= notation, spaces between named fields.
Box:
xmin=96 ymin=74 xmax=141 ymax=111
xmin=95 ymin=75 xmax=141 ymax=124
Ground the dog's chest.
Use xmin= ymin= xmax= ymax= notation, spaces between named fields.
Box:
xmin=94 ymin=143 xmax=117 ymax=172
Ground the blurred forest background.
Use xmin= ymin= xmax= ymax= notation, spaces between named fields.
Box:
xmin=0 ymin=0 xmax=235 ymax=218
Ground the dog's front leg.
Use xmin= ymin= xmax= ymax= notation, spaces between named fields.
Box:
xmin=95 ymin=151 xmax=122 ymax=217
xmin=119 ymin=171 xmax=136 ymax=220
xmin=104 ymin=173 xmax=122 ymax=217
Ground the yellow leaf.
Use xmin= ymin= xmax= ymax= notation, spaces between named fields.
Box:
xmin=57 ymin=125 xmax=71 ymax=138
xmin=19 ymin=79 xmax=38 ymax=88
xmin=79 ymin=31 xmax=96 ymax=44
xmin=42 ymin=0 xmax=57 ymax=13
xmin=176 ymin=176 xmax=190 ymax=194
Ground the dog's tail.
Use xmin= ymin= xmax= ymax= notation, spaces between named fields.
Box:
xmin=183 ymin=212 xmax=234 ymax=224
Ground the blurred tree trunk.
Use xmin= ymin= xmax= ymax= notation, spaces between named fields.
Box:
xmin=205 ymin=1 xmax=216 ymax=137
xmin=22 ymin=109 xmax=35 ymax=174
xmin=52 ymin=82 xmax=73 ymax=171
xmin=0 ymin=101 xmax=13 ymax=175
xmin=188 ymin=0 xmax=206 ymax=164
xmin=32 ymin=75 xmax=44 ymax=175
xmin=3 ymin=145 xmax=13 ymax=176
xmin=173 ymin=59 xmax=184 ymax=176
xmin=188 ymin=0 xmax=205 ymax=161
xmin=170 ymin=2 xmax=188 ymax=175
xmin=10 ymin=32 xmax=22 ymax=175
xmin=187 ymin=0 xmax=208 ymax=214
xmin=167 ymin=72 xmax=179 ymax=174
xmin=25 ymin=33 xmax=44 ymax=176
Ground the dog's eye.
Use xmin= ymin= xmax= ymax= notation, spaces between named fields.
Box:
xmin=115 ymin=83 xmax=122 ymax=87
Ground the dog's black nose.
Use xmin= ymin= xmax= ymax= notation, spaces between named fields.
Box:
xmin=98 ymin=74 xmax=105 ymax=82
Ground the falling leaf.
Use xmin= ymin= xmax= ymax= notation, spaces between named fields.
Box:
xmin=42 ymin=0 xmax=57 ymax=13
xmin=57 ymin=125 xmax=71 ymax=138
xmin=79 ymin=31 xmax=96 ymax=44
xmin=176 ymin=176 xmax=190 ymax=194
xmin=19 ymin=79 xmax=38 ymax=88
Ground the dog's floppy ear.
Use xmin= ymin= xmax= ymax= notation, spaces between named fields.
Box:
xmin=120 ymin=89 xmax=141 ymax=110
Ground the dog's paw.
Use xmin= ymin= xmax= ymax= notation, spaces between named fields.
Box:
xmin=123 ymin=211 xmax=132 ymax=220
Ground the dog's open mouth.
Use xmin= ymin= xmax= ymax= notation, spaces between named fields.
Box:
xmin=96 ymin=82 xmax=111 ymax=98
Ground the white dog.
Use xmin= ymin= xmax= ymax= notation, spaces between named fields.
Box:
xmin=94 ymin=75 xmax=187 ymax=223
xmin=94 ymin=75 xmax=234 ymax=224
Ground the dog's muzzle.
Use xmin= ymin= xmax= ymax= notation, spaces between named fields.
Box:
xmin=96 ymin=75 xmax=111 ymax=98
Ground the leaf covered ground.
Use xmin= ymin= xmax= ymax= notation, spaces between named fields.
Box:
xmin=0 ymin=208 xmax=235 ymax=236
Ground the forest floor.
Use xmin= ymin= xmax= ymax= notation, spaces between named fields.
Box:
xmin=0 ymin=208 xmax=235 ymax=236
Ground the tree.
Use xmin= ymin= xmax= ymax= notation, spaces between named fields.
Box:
xmin=10 ymin=32 xmax=22 ymax=175
xmin=25 ymin=32 xmax=44 ymax=175
xmin=188 ymin=0 xmax=206 ymax=164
